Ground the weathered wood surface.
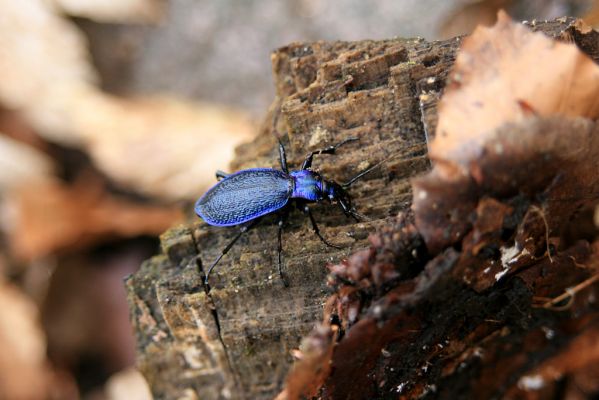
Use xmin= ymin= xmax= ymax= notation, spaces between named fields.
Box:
xmin=126 ymin=34 xmax=451 ymax=399
xmin=126 ymin=17 xmax=599 ymax=400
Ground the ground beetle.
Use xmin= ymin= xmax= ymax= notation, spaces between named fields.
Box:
xmin=195 ymin=137 xmax=376 ymax=286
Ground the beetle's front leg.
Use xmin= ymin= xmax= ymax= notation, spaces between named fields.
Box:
xmin=299 ymin=203 xmax=343 ymax=249
xmin=300 ymin=137 xmax=358 ymax=170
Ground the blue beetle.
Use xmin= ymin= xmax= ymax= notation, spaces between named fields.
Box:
xmin=195 ymin=137 xmax=371 ymax=286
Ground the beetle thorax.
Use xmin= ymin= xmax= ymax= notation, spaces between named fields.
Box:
xmin=290 ymin=170 xmax=326 ymax=201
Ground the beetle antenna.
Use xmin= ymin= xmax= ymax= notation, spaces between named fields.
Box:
xmin=342 ymin=161 xmax=382 ymax=188
xmin=342 ymin=142 xmax=428 ymax=188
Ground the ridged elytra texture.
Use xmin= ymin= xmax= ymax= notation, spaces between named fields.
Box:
xmin=195 ymin=168 xmax=292 ymax=226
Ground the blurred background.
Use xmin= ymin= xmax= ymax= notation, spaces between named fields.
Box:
xmin=0 ymin=0 xmax=596 ymax=399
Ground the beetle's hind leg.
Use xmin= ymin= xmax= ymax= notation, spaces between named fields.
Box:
xmin=276 ymin=209 xmax=290 ymax=287
xmin=204 ymin=219 xmax=260 ymax=286
xmin=302 ymin=204 xmax=343 ymax=249
xmin=215 ymin=170 xmax=229 ymax=181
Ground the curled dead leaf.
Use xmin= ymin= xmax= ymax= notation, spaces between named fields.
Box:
xmin=0 ymin=1 xmax=254 ymax=200
xmin=433 ymin=10 xmax=599 ymax=167
xmin=6 ymin=175 xmax=183 ymax=261
xmin=53 ymin=0 xmax=163 ymax=23
xmin=70 ymin=92 xmax=255 ymax=200
xmin=415 ymin=12 xmax=599 ymax=253
xmin=439 ymin=0 xmax=509 ymax=39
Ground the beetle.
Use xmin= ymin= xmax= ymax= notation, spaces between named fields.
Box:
xmin=195 ymin=137 xmax=375 ymax=286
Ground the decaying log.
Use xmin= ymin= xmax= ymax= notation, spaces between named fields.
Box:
xmin=126 ymin=17 xmax=599 ymax=399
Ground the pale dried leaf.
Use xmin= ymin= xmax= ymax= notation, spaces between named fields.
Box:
xmin=106 ymin=368 xmax=152 ymax=400
xmin=0 ymin=134 xmax=53 ymax=190
xmin=415 ymin=14 xmax=599 ymax=253
xmin=0 ymin=1 xmax=254 ymax=199
xmin=0 ymin=0 xmax=97 ymax=143
xmin=433 ymin=10 xmax=599 ymax=169
xmin=53 ymin=0 xmax=163 ymax=23
xmin=69 ymin=91 xmax=255 ymax=200
xmin=438 ymin=0 xmax=508 ymax=39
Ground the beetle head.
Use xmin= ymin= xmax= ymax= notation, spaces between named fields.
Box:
xmin=323 ymin=180 xmax=364 ymax=221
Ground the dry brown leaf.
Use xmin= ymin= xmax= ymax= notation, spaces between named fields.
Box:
xmin=415 ymin=116 xmax=599 ymax=253
xmin=439 ymin=0 xmax=510 ymax=39
xmin=440 ymin=1 xmax=595 ymax=39
xmin=0 ymin=0 xmax=98 ymax=142
xmin=7 ymin=175 xmax=183 ymax=261
xmin=506 ymin=324 xmax=599 ymax=396
xmin=432 ymin=10 xmax=599 ymax=168
xmin=0 ymin=107 xmax=49 ymax=151
xmin=283 ymin=325 xmax=335 ymax=400
xmin=69 ymin=91 xmax=255 ymax=200
xmin=583 ymin=0 xmax=599 ymax=27
xmin=415 ymin=13 xmax=599 ymax=253
xmin=0 ymin=0 xmax=254 ymax=200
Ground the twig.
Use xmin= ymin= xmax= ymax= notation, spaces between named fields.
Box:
xmin=529 ymin=205 xmax=553 ymax=263
xmin=533 ymin=272 xmax=599 ymax=311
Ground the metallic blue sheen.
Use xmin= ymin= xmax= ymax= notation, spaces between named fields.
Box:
xmin=290 ymin=170 xmax=323 ymax=201
xmin=195 ymin=168 xmax=293 ymax=226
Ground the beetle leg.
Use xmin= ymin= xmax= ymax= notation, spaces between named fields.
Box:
xmin=277 ymin=210 xmax=290 ymax=287
xmin=338 ymin=197 xmax=369 ymax=222
xmin=301 ymin=137 xmax=358 ymax=170
xmin=215 ymin=170 xmax=229 ymax=181
xmin=278 ymin=140 xmax=289 ymax=174
xmin=204 ymin=219 xmax=260 ymax=285
xmin=271 ymin=102 xmax=289 ymax=174
xmin=303 ymin=205 xmax=342 ymax=249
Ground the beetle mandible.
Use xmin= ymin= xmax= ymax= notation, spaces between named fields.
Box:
xmin=195 ymin=137 xmax=375 ymax=286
